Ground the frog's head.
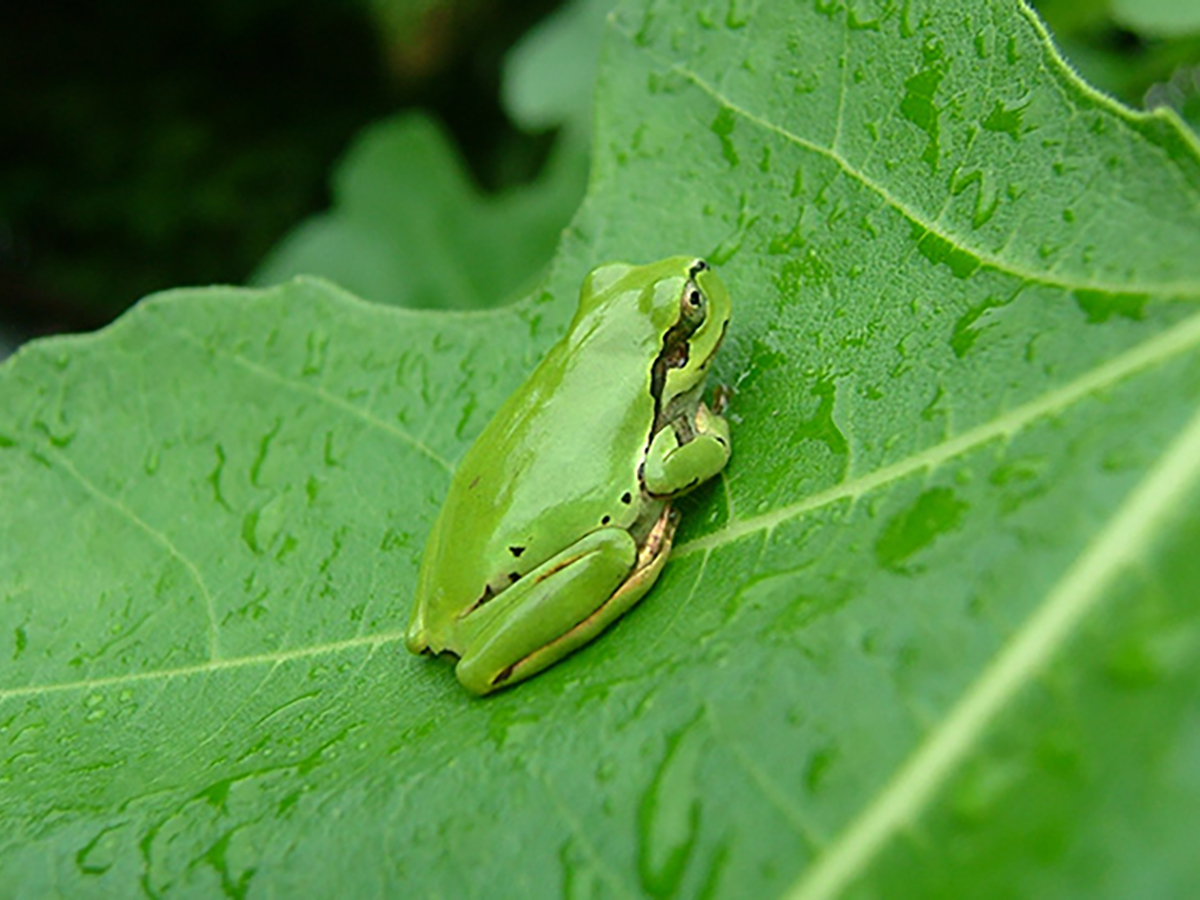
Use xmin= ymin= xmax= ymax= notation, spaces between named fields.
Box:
xmin=659 ymin=258 xmax=731 ymax=401
xmin=573 ymin=256 xmax=731 ymax=400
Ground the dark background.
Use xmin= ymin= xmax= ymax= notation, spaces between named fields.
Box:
xmin=1 ymin=0 xmax=1197 ymax=349
xmin=0 ymin=0 xmax=560 ymax=344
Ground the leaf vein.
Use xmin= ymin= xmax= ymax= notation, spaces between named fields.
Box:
xmin=613 ymin=24 xmax=1200 ymax=298
xmin=0 ymin=632 xmax=402 ymax=702
xmin=677 ymin=309 xmax=1200 ymax=555
xmin=166 ymin=323 xmax=454 ymax=474
xmin=530 ymin=766 xmax=641 ymax=898
xmin=704 ymin=702 xmax=826 ymax=848
xmin=43 ymin=449 xmax=222 ymax=661
xmin=784 ymin=355 xmax=1200 ymax=900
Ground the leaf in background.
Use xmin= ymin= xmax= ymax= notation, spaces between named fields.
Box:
xmin=252 ymin=113 xmax=587 ymax=309
xmin=502 ymin=0 xmax=614 ymax=134
xmin=255 ymin=0 xmax=610 ymax=313
xmin=1026 ymin=0 xmax=1112 ymax=34
xmin=1030 ymin=0 xmax=1200 ymax=110
xmin=4 ymin=2 xmax=1200 ymax=898
xmin=1148 ymin=64 xmax=1200 ymax=132
xmin=1111 ymin=0 xmax=1200 ymax=38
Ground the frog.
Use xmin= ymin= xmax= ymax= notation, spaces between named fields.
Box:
xmin=406 ymin=257 xmax=732 ymax=694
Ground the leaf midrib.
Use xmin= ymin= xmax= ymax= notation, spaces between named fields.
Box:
xmin=6 ymin=309 xmax=1198 ymax=702
xmin=166 ymin=320 xmax=455 ymax=474
xmin=678 ymin=307 xmax=1200 ymax=555
xmin=610 ymin=19 xmax=1200 ymax=298
xmin=0 ymin=632 xmax=401 ymax=702
xmin=784 ymin=358 xmax=1200 ymax=900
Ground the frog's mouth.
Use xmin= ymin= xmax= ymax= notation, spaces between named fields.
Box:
xmin=658 ymin=338 xmax=689 ymax=372
xmin=648 ymin=313 xmax=726 ymax=441
xmin=667 ymin=317 xmax=728 ymax=378
xmin=648 ymin=327 xmax=688 ymax=414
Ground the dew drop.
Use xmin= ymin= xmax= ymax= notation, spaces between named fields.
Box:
xmin=1073 ymin=290 xmax=1147 ymax=324
xmin=303 ymin=330 xmax=329 ymax=377
xmin=638 ymin=719 xmax=704 ymax=896
xmin=710 ymin=107 xmax=740 ymax=168
xmin=725 ymin=0 xmax=751 ymax=29
xmin=874 ymin=487 xmax=969 ymax=571
xmin=805 ymin=745 xmax=837 ymax=793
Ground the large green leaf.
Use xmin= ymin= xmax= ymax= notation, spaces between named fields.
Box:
xmin=1111 ymin=0 xmax=1200 ymax=38
xmin=502 ymin=0 xmax=614 ymax=133
xmin=252 ymin=112 xmax=588 ymax=310
xmin=1031 ymin=0 xmax=1200 ymax=114
xmin=253 ymin=0 xmax=606 ymax=313
xmin=4 ymin=1 xmax=1200 ymax=897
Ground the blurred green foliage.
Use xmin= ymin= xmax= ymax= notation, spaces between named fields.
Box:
xmin=1 ymin=0 xmax=1198 ymax=347
xmin=1110 ymin=0 xmax=1200 ymax=38
xmin=252 ymin=112 xmax=588 ymax=308
xmin=254 ymin=0 xmax=607 ymax=309
xmin=1035 ymin=0 xmax=1200 ymax=124
xmin=0 ymin=0 xmax=558 ymax=338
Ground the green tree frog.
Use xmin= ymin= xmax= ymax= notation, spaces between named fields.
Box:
xmin=406 ymin=257 xmax=732 ymax=694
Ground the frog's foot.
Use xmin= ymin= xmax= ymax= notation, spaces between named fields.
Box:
xmin=643 ymin=401 xmax=731 ymax=496
xmin=453 ymin=508 xmax=678 ymax=695
xmin=711 ymin=383 xmax=732 ymax=416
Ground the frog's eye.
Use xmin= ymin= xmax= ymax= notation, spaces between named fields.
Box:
xmin=680 ymin=281 xmax=708 ymax=332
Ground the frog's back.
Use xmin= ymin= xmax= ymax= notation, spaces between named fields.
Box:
xmin=412 ymin=262 xmax=687 ymax=636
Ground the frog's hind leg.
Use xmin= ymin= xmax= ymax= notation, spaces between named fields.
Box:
xmin=455 ymin=510 xmax=678 ymax=694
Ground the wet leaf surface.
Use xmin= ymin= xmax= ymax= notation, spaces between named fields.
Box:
xmin=4 ymin=1 xmax=1200 ymax=896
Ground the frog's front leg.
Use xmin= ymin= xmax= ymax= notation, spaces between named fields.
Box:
xmin=452 ymin=513 xmax=676 ymax=694
xmin=643 ymin=400 xmax=731 ymax=496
